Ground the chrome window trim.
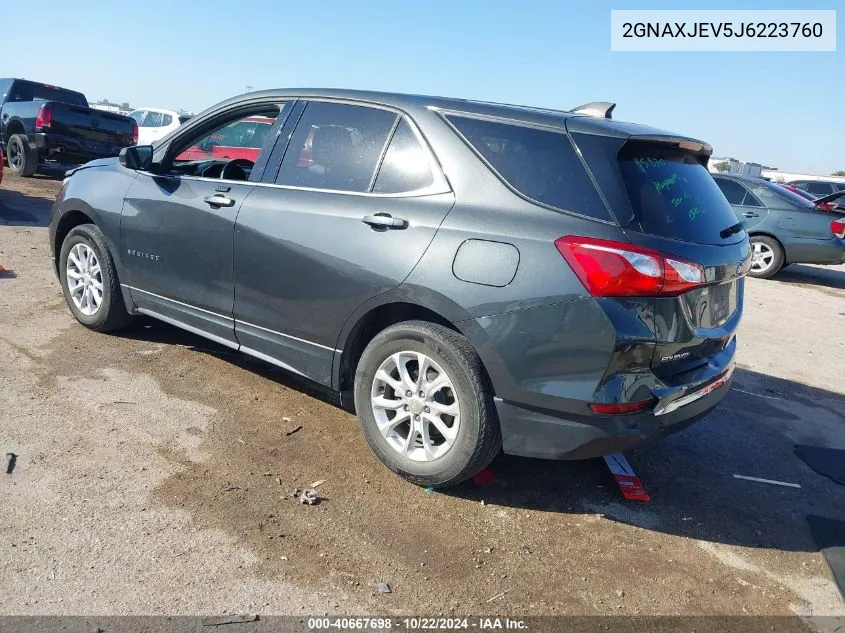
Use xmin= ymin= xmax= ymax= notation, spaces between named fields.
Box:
xmin=154 ymin=174 xmax=451 ymax=199
xmin=123 ymin=284 xmax=341 ymax=354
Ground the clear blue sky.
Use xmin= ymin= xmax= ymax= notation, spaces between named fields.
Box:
xmin=7 ymin=0 xmax=843 ymax=174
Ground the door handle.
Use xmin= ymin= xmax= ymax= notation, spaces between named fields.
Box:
xmin=362 ymin=213 xmax=407 ymax=230
xmin=204 ymin=194 xmax=235 ymax=208
xmin=742 ymin=212 xmax=759 ymax=218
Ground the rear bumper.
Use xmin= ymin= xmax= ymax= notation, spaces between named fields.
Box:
xmin=33 ymin=133 xmax=126 ymax=163
xmin=497 ymin=366 xmax=732 ymax=460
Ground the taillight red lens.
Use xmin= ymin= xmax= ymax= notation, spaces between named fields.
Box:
xmin=35 ymin=105 xmax=52 ymax=129
xmin=589 ymin=399 xmax=654 ymax=415
xmin=555 ymin=236 xmax=706 ymax=297
xmin=131 ymin=121 xmax=139 ymax=145
xmin=832 ymin=218 xmax=845 ymax=239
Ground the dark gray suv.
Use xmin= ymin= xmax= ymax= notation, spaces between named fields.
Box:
xmin=49 ymin=89 xmax=751 ymax=487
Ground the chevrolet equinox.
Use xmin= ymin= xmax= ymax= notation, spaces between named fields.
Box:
xmin=49 ymin=89 xmax=751 ymax=487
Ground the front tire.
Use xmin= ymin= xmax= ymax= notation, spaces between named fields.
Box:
xmin=354 ymin=321 xmax=501 ymax=487
xmin=748 ymin=235 xmax=784 ymax=279
xmin=59 ymin=224 xmax=133 ymax=332
xmin=6 ymin=134 xmax=38 ymax=177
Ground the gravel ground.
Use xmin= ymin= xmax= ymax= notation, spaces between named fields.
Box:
xmin=1 ymin=173 xmax=844 ymax=623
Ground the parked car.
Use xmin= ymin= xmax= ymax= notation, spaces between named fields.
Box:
xmin=175 ymin=116 xmax=272 ymax=161
xmin=786 ymin=179 xmax=845 ymax=197
xmin=49 ymin=89 xmax=751 ymax=487
xmin=0 ymin=146 xmax=4 ymax=187
xmin=129 ymin=108 xmax=192 ymax=146
xmin=779 ymin=183 xmax=839 ymax=212
xmin=714 ymin=174 xmax=845 ymax=278
xmin=0 ymin=78 xmax=137 ymax=177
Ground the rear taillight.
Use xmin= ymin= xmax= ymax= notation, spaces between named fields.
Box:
xmin=589 ymin=399 xmax=655 ymax=415
xmin=832 ymin=218 xmax=845 ymax=239
xmin=131 ymin=121 xmax=138 ymax=145
xmin=555 ymin=236 xmax=706 ymax=297
xmin=35 ymin=105 xmax=52 ymax=129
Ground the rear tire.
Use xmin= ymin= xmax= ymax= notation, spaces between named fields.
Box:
xmin=59 ymin=224 xmax=133 ymax=332
xmin=354 ymin=321 xmax=501 ymax=488
xmin=748 ymin=236 xmax=783 ymax=279
xmin=6 ymin=134 xmax=38 ymax=177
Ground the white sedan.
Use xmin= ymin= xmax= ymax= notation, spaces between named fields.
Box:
xmin=128 ymin=108 xmax=192 ymax=146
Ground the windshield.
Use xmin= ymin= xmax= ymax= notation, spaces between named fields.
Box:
xmin=618 ymin=142 xmax=744 ymax=244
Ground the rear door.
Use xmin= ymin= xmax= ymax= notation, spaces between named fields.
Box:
xmin=232 ymin=100 xmax=454 ymax=386
xmin=714 ymin=177 xmax=770 ymax=230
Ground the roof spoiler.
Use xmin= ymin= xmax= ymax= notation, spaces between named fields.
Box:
xmin=571 ymin=101 xmax=616 ymax=119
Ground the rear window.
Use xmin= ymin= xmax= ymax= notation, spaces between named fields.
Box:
xmin=751 ymin=180 xmax=815 ymax=209
xmin=445 ymin=115 xmax=611 ymax=221
xmin=618 ymin=143 xmax=742 ymax=244
xmin=8 ymin=80 xmax=86 ymax=107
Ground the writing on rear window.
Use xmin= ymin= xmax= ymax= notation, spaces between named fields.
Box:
xmin=634 ymin=157 xmax=708 ymax=222
xmin=618 ymin=143 xmax=740 ymax=244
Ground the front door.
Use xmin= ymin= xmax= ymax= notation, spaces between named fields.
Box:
xmin=233 ymin=101 xmax=455 ymax=386
xmin=120 ymin=104 xmax=287 ymax=346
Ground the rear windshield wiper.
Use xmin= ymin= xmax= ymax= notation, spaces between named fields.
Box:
xmin=720 ymin=222 xmax=744 ymax=239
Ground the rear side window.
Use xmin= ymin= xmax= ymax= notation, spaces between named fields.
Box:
xmin=445 ymin=115 xmax=611 ymax=221
xmin=372 ymin=119 xmax=434 ymax=193
xmin=278 ymin=102 xmax=397 ymax=192
xmin=618 ymin=143 xmax=742 ymax=244
xmin=161 ymin=114 xmax=173 ymax=126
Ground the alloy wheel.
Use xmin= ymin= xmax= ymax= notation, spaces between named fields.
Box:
xmin=66 ymin=243 xmax=103 ymax=316
xmin=750 ymin=241 xmax=775 ymax=273
xmin=370 ymin=351 xmax=461 ymax=462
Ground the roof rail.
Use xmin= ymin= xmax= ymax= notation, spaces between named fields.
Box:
xmin=571 ymin=102 xmax=616 ymax=119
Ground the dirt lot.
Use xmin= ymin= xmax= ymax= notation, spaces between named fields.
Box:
xmin=1 ymin=173 xmax=844 ymax=621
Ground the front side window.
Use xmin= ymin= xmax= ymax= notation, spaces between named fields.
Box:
xmin=372 ymin=119 xmax=435 ymax=193
xmin=173 ymin=109 xmax=280 ymax=164
xmin=277 ymin=101 xmax=397 ymax=192
xmin=445 ymin=115 xmax=610 ymax=221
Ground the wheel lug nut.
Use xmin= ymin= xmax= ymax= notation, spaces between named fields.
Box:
xmin=419 ymin=391 xmax=424 ymax=397
xmin=414 ymin=415 xmax=420 ymax=421
xmin=406 ymin=391 xmax=412 ymax=397
xmin=424 ymin=407 xmax=430 ymax=413
xmin=404 ymin=405 xmax=409 ymax=411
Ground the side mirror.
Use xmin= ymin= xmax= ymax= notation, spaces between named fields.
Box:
xmin=119 ymin=145 xmax=154 ymax=171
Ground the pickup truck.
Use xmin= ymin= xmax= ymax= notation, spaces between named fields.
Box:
xmin=0 ymin=78 xmax=137 ymax=177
